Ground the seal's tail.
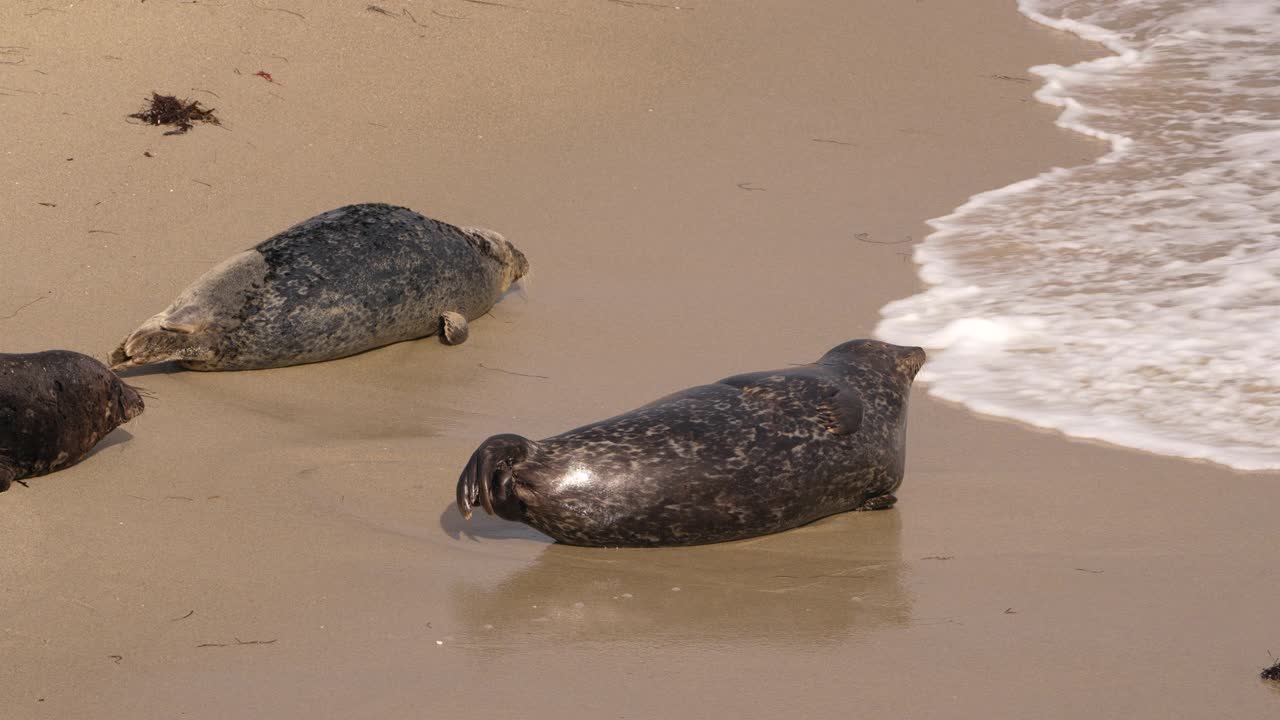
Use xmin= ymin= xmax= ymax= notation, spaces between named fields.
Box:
xmin=109 ymin=308 xmax=217 ymax=371
xmin=456 ymin=434 xmax=533 ymax=521
xmin=109 ymin=329 xmax=192 ymax=370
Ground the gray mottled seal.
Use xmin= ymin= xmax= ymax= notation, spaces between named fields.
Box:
xmin=110 ymin=203 xmax=529 ymax=371
xmin=1 ymin=350 xmax=144 ymax=492
xmin=456 ymin=339 xmax=925 ymax=547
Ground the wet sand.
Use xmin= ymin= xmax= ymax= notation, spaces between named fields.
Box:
xmin=3 ymin=1 xmax=1278 ymax=717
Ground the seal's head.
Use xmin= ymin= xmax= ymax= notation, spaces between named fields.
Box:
xmin=463 ymin=227 xmax=530 ymax=292
xmin=819 ymin=339 xmax=926 ymax=384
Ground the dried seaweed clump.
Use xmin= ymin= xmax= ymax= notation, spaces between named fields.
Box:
xmin=1263 ymin=659 xmax=1280 ymax=682
xmin=128 ymin=93 xmax=220 ymax=135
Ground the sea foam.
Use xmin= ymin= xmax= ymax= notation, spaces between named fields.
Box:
xmin=876 ymin=0 xmax=1280 ymax=470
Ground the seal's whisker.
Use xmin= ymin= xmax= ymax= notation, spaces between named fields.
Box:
xmin=129 ymin=384 xmax=159 ymax=400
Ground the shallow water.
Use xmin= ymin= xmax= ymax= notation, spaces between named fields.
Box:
xmin=877 ymin=0 xmax=1280 ymax=470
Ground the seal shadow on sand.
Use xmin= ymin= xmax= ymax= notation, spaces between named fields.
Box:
xmin=439 ymin=504 xmax=910 ymax=651
xmin=83 ymin=428 xmax=135 ymax=459
xmin=4 ymin=429 xmax=136 ymax=490
xmin=11 ymin=428 xmax=141 ymax=489
xmin=112 ymin=361 xmax=184 ymax=379
xmin=106 ymin=324 xmax=508 ymax=378
xmin=439 ymin=504 xmax=554 ymax=543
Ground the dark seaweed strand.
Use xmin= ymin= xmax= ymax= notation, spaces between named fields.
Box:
xmin=128 ymin=93 xmax=221 ymax=135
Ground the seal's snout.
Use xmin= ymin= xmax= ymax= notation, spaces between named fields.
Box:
xmin=508 ymin=243 xmax=530 ymax=282
xmin=117 ymin=383 xmax=146 ymax=422
xmin=896 ymin=346 xmax=926 ymax=378
xmin=457 ymin=434 xmax=532 ymax=521
xmin=462 ymin=226 xmax=528 ymax=286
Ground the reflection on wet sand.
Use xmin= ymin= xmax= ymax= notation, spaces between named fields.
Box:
xmin=444 ymin=508 xmax=908 ymax=650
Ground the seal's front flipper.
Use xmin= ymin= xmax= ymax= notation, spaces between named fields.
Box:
xmin=441 ymin=311 xmax=469 ymax=345
xmin=856 ymin=493 xmax=897 ymax=511
xmin=820 ymin=390 xmax=863 ymax=436
xmin=0 ymin=463 xmax=16 ymax=493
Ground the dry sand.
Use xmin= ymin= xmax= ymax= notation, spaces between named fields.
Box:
xmin=3 ymin=0 xmax=1278 ymax=717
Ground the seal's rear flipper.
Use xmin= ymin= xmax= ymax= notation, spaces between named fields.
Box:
xmin=457 ymin=434 xmax=533 ymax=521
xmin=109 ymin=316 xmax=213 ymax=370
xmin=440 ymin=311 xmax=469 ymax=345
xmin=0 ymin=463 xmax=16 ymax=493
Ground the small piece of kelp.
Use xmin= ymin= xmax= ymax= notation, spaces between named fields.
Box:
xmin=1263 ymin=659 xmax=1280 ymax=682
xmin=128 ymin=93 xmax=220 ymax=135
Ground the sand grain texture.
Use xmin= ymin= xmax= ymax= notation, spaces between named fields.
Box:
xmin=3 ymin=1 xmax=1278 ymax=718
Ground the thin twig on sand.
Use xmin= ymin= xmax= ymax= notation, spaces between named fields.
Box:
xmin=252 ymin=3 xmax=305 ymax=19
xmin=479 ymin=362 xmax=548 ymax=380
xmin=1 ymin=295 xmax=47 ymax=320
xmin=854 ymin=233 xmax=912 ymax=245
xmin=197 ymin=637 xmax=278 ymax=648
xmin=460 ymin=0 xmax=526 ymax=9
xmin=609 ymin=0 xmax=685 ymax=8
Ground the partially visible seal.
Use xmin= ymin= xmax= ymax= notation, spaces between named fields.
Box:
xmin=1 ymin=350 xmax=144 ymax=492
xmin=457 ymin=339 xmax=925 ymax=547
xmin=110 ymin=203 xmax=529 ymax=371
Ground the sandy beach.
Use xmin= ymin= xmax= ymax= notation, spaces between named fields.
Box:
xmin=3 ymin=1 xmax=1278 ymax=717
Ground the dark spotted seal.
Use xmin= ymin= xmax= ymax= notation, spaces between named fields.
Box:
xmin=457 ymin=339 xmax=925 ymax=547
xmin=1 ymin=350 xmax=144 ymax=492
xmin=110 ymin=203 xmax=529 ymax=371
